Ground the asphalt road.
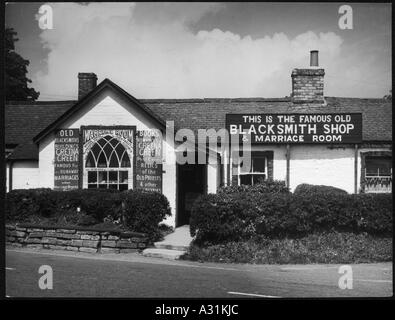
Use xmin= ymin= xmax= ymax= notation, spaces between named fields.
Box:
xmin=5 ymin=248 xmax=393 ymax=298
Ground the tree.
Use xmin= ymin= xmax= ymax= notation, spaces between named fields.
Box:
xmin=5 ymin=27 xmax=40 ymax=101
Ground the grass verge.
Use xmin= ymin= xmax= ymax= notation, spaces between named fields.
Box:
xmin=181 ymin=232 xmax=392 ymax=264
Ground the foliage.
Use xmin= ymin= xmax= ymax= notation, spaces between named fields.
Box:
xmin=293 ymin=183 xmax=348 ymax=196
xmin=182 ymin=232 xmax=392 ymax=264
xmin=190 ymin=190 xmax=392 ymax=245
xmin=218 ymin=180 xmax=289 ymax=195
xmin=6 ymin=188 xmax=171 ymax=242
xmin=5 ymin=27 xmax=40 ymax=101
xmin=122 ymin=190 xmax=172 ymax=242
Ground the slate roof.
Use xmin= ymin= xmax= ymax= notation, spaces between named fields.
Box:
xmin=5 ymin=101 xmax=76 ymax=160
xmin=143 ymin=97 xmax=393 ymax=142
xmin=5 ymin=94 xmax=392 ymax=160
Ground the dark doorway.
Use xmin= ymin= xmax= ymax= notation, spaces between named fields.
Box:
xmin=177 ymin=164 xmax=207 ymax=226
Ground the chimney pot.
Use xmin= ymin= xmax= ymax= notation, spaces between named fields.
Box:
xmin=310 ymin=50 xmax=319 ymax=67
xmin=78 ymin=73 xmax=97 ymax=100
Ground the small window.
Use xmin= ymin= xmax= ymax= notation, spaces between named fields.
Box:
xmin=364 ymin=157 xmax=392 ymax=193
xmin=238 ymin=155 xmax=267 ymax=186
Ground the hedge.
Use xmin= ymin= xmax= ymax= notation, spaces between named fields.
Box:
xmin=190 ymin=191 xmax=392 ymax=245
xmin=293 ymin=183 xmax=348 ymax=196
xmin=219 ymin=179 xmax=289 ymax=195
xmin=5 ymin=188 xmax=171 ymax=243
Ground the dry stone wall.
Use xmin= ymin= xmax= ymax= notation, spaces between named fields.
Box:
xmin=5 ymin=224 xmax=149 ymax=253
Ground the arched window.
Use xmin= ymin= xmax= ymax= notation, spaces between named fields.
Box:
xmin=86 ymin=135 xmax=130 ymax=190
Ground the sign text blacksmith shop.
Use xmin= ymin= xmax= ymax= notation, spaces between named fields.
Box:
xmin=226 ymin=113 xmax=362 ymax=144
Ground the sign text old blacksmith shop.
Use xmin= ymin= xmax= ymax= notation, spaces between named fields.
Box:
xmin=226 ymin=113 xmax=362 ymax=144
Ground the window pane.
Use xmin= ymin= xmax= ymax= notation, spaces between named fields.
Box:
xmin=366 ymin=158 xmax=392 ymax=176
xmin=88 ymin=171 xmax=97 ymax=183
xmin=98 ymin=184 xmax=107 ymax=189
xmin=91 ymin=143 xmax=101 ymax=158
xmin=253 ymin=174 xmax=266 ymax=185
xmin=121 ymin=152 xmax=131 ymax=167
xmin=253 ymin=157 xmax=266 ymax=173
xmin=103 ymin=141 xmax=113 ymax=156
xmin=88 ymin=184 xmax=97 ymax=189
xmin=119 ymin=184 xmax=128 ymax=191
xmin=109 ymin=184 xmax=118 ymax=190
xmin=98 ymin=171 xmax=108 ymax=183
xmin=109 ymin=171 xmax=118 ymax=183
xmin=97 ymin=152 xmax=107 ymax=167
xmin=240 ymin=174 xmax=252 ymax=185
xmin=86 ymin=152 xmax=95 ymax=168
xmin=120 ymin=171 xmax=128 ymax=183
xmin=109 ymin=151 xmax=119 ymax=167
xmin=239 ymin=160 xmax=252 ymax=174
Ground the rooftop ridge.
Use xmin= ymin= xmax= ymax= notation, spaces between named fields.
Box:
xmin=5 ymin=100 xmax=77 ymax=105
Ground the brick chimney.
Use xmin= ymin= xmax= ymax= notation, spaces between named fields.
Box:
xmin=291 ymin=50 xmax=325 ymax=104
xmin=78 ymin=73 xmax=97 ymax=100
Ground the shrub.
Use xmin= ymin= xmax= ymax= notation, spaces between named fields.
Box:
xmin=6 ymin=188 xmax=172 ymax=241
xmin=293 ymin=183 xmax=348 ymax=196
xmin=122 ymin=190 xmax=171 ymax=243
xmin=5 ymin=188 xmax=52 ymax=221
xmin=190 ymin=190 xmax=392 ymax=245
xmin=182 ymin=232 xmax=392 ymax=264
xmin=219 ymin=179 xmax=289 ymax=195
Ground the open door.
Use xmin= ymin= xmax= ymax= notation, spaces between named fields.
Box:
xmin=176 ymin=164 xmax=206 ymax=226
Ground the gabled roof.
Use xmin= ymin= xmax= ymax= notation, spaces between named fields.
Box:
xmin=33 ymin=78 xmax=166 ymax=143
xmin=6 ymin=88 xmax=392 ymax=161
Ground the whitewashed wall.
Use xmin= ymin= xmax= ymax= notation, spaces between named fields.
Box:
xmin=228 ymin=144 xmax=391 ymax=194
xmin=289 ymin=145 xmax=355 ymax=193
xmin=38 ymin=89 xmax=177 ymax=227
xmin=11 ymin=161 xmax=39 ymax=190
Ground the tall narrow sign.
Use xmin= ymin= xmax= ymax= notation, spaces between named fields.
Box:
xmin=135 ymin=130 xmax=163 ymax=193
xmin=54 ymin=129 xmax=80 ymax=191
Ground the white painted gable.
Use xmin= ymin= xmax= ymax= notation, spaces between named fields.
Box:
xmin=63 ymin=90 xmax=160 ymax=131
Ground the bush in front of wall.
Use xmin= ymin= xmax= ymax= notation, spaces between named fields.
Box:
xmin=190 ymin=190 xmax=392 ymax=245
xmin=6 ymin=188 xmax=172 ymax=240
xmin=293 ymin=183 xmax=348 ymax=196
xmin=218 ymin=179 xmax=289 ymax=195
xmin=122 ymin=189 xmax=172 ymax=242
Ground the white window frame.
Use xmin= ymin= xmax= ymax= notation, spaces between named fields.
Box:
xmin=238 ymin=154 xmax=268 ymax=186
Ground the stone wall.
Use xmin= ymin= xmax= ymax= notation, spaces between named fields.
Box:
xmin=5 ymin=224 xmax=148 ymax=253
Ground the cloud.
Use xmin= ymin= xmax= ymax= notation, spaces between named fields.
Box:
xmin=35 ymin=2 xmax=344 ymax=100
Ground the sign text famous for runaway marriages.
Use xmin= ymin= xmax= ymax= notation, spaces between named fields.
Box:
xmin=226 ymin=113 xmax=362 ymax=144
xmin=54 ymin=129 xmax=80 ymax=191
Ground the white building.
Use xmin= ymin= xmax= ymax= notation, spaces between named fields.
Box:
xmin=5 ymin=52 xmax=392 ymax=227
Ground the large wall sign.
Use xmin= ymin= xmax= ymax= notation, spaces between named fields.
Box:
xmin=226 ymin=113 xmax=363 ymax=144
xmin=134 ymin=129 xmax=163 ymax=193
xmin=54 ymin=129 xmax=80 ymax=191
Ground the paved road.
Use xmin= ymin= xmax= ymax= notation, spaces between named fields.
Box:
xmin=5 ymin=248 xmax=393 ymax=298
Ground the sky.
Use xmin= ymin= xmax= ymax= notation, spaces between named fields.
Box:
xmin=5 ymin=2 xmax=392 ymax=100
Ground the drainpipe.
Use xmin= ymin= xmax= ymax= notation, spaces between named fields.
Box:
xmin=8 ymin=160 xmax=13 ymax=192
xmin=354 ymin=144 xmax=358 ymax=194
xmin=286 ymin=144 xmax=290 ymax=190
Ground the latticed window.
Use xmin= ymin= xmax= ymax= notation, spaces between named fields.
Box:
xmin=85 ymin=135 xmax=130 ymax=190
xmin=364 ymin=156 xmax=392 ymax=193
